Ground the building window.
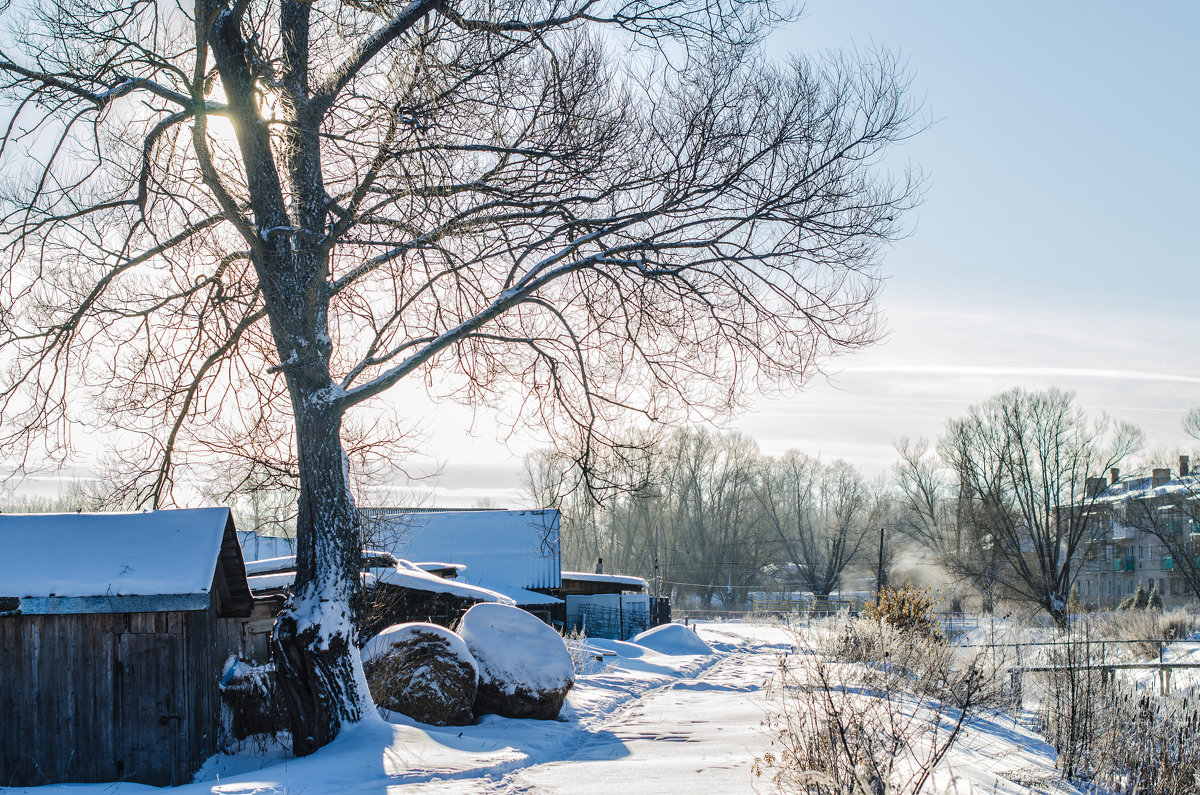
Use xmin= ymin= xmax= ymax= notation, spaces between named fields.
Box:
xmin=1107 ymin=580 xmax=1112 ymax=595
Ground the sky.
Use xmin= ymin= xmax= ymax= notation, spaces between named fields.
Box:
xmin=730 ymin=2 xmax=1200 ymax=465
xmin=10 ymin=2 xmax=1199 ymax=507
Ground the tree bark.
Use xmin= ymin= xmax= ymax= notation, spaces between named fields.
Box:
xmin=270 ymin=389 xmax=366 ymax=755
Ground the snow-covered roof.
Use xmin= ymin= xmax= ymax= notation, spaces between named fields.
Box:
xmin=243 ymin=555 xmax=515 ymax=605
xmin=364 ymin=510 xmax=562 ymax=601
xmin=502 ymin=587 xmax=564 ymax=606
xmin=1095 ymin=473 xmax=1200 ymax=502
xmin=562 ymin=571 xmax=649 ymax=590
xmin=0 ymin=508 xmax=252 ymax=615
xmin=374 ymin=563 xmax=515 ymax=605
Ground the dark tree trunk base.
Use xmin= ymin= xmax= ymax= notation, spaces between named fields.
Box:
xmin=272 ymin=609 xmax=363 ymax=757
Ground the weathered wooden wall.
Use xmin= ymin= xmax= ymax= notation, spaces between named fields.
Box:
xmin=0 ymin=601 xmax=236 ymax=787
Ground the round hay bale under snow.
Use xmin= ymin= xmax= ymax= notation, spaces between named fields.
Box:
xmin=362 ymin=622 xmax=479 ymax=726
xmin=458 ymin=603 xmax=575 ymax=720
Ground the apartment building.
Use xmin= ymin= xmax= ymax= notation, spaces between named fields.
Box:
xmin=1075 ymin=456 xmax=1199 ymax=609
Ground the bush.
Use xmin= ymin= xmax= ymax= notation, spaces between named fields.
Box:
xmin=1158 ymin=608 xmax=1200 ymax=641
xmin=1118 ymin=584 xmax=1155 ymax=611
xmin=561 ymin=628 xmax=612 ymax=676
xmin=219 ymin=661 xmax=286 ymax=745
xmin=755 ymin=633 xmax=988 ymax=794
xmin=1066 ymin=586 xmax=1084 ymax=614
xmin=863 ymin=584 xmax=941 ymax=639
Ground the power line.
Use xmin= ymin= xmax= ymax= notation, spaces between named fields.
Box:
xmin=660 ymin=578 xmax=820 ymax=590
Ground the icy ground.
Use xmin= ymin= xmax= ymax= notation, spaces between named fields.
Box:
xmin=9 ymin=621 xmax=1085 ymax=794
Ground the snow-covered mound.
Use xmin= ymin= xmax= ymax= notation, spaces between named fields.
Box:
xmin=632 ymin=623 xmax=713 ymax=655
xmin=459 ymin=603 xmax=574 ymax=720
xmin=362 ymin=623 xmax=479 ymax=726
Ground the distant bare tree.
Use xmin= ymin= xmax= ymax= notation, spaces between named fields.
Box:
xmin=757 ymin=452 xmax=878 ymax=599
xmin=659 ymin=428 xmax=771 ymax=608
xmin=893 ymin=437 xmax=1003 ymax=611
xmin=523 ymin=434 xmax=660 ymax=574
xmin=939 ymin=388 xmax=1141 ymax=627
xmin=0 ymin=0 xmax=919 ymax=751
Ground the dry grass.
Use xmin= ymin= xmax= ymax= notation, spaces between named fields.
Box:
xmin=1035 ymin=613 xmax=1200 ymax=794
xmin=755 ymin=622 xmax=992 ymax=795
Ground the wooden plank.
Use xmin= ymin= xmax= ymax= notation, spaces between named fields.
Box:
xmin=0 ymin=617 xmax=24 ymax=784
xmin=118 ymin=632 xmax=180 ymax=786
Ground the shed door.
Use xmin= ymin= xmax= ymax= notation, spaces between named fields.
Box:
xmin=117 ymin=632 xmax=181 ymax=786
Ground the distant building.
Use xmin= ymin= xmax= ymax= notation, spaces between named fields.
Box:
xmin=1075 ymin=456 xmax=1200 ymax=609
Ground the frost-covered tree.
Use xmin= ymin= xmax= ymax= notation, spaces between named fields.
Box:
xmin=939 ymin=388 xmax=1141 ymax=627
xmin=0 ymin=0 xmax=919 ymax=752
xmin=893 ymin=437 xmax=1004 ymax=612
xmin=756 ymin=452 xmax=880 ymax=599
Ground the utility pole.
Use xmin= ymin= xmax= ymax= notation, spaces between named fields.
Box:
xmin=653 ymin=521 xmax=660 ymax=604
xmin=876 ymin=526 xmax=886 ymax=594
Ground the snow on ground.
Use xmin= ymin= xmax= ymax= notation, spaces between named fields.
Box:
xmin=7 ymin=620 xmax=1098 ymax=794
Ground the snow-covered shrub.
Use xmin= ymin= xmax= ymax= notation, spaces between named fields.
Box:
xmin=1118 ymin=583 xmax=1162 ymax=611
xmin=1158 ymin=607 xmax=1200 ymax=641
xmin=362 ymin=622 xmax=479 ymax=726
xmin=219 ymin=659 xmax=286 ymax=746
xmin=459 ymin=603 xmax=574 ymax=720
xmin=561 ymin=628 xmax=612 ymax=676
xmin=754 ymin=633 xmax=988 ymax=795
xmin=632 ymin=623 xmax=713 ymax=655
xmin=1087 ymin=608 xmax=1199 ymax=660
xmin=830 ymin=616 xmax=1007 ymax=708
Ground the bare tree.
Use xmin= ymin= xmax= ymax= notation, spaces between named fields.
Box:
xmin=893 ymin=437 xmax=1003 ymax=611
xmin=757 ymin=452 xmax=878 ymax=600
xmin=0 ymin=0 xmax=919 ymax=751
xmin=657 ymin=428 xmax=772 ymax=608
xmin=938 ymin=388 xmax=1141 ymax=627
xmin=523 ymin=433 xmax=661 ymax=574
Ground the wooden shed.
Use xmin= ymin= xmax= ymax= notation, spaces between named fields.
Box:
xmin=0 ymin=508 xmax=253 ymax=787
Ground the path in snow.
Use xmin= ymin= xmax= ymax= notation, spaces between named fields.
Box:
xmin=397 ymin=624 xmax=789 ymax=793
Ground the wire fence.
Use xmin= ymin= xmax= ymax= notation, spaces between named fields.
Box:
xmin=577 ymin=604 xmax=650 ymax=641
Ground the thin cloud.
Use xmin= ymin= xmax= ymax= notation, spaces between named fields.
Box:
xmin=838 ymin=365 xmax=1200 ymax=385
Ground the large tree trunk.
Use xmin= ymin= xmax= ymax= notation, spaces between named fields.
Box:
xmin=271 ymin=396 xmax=368 ymax=755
